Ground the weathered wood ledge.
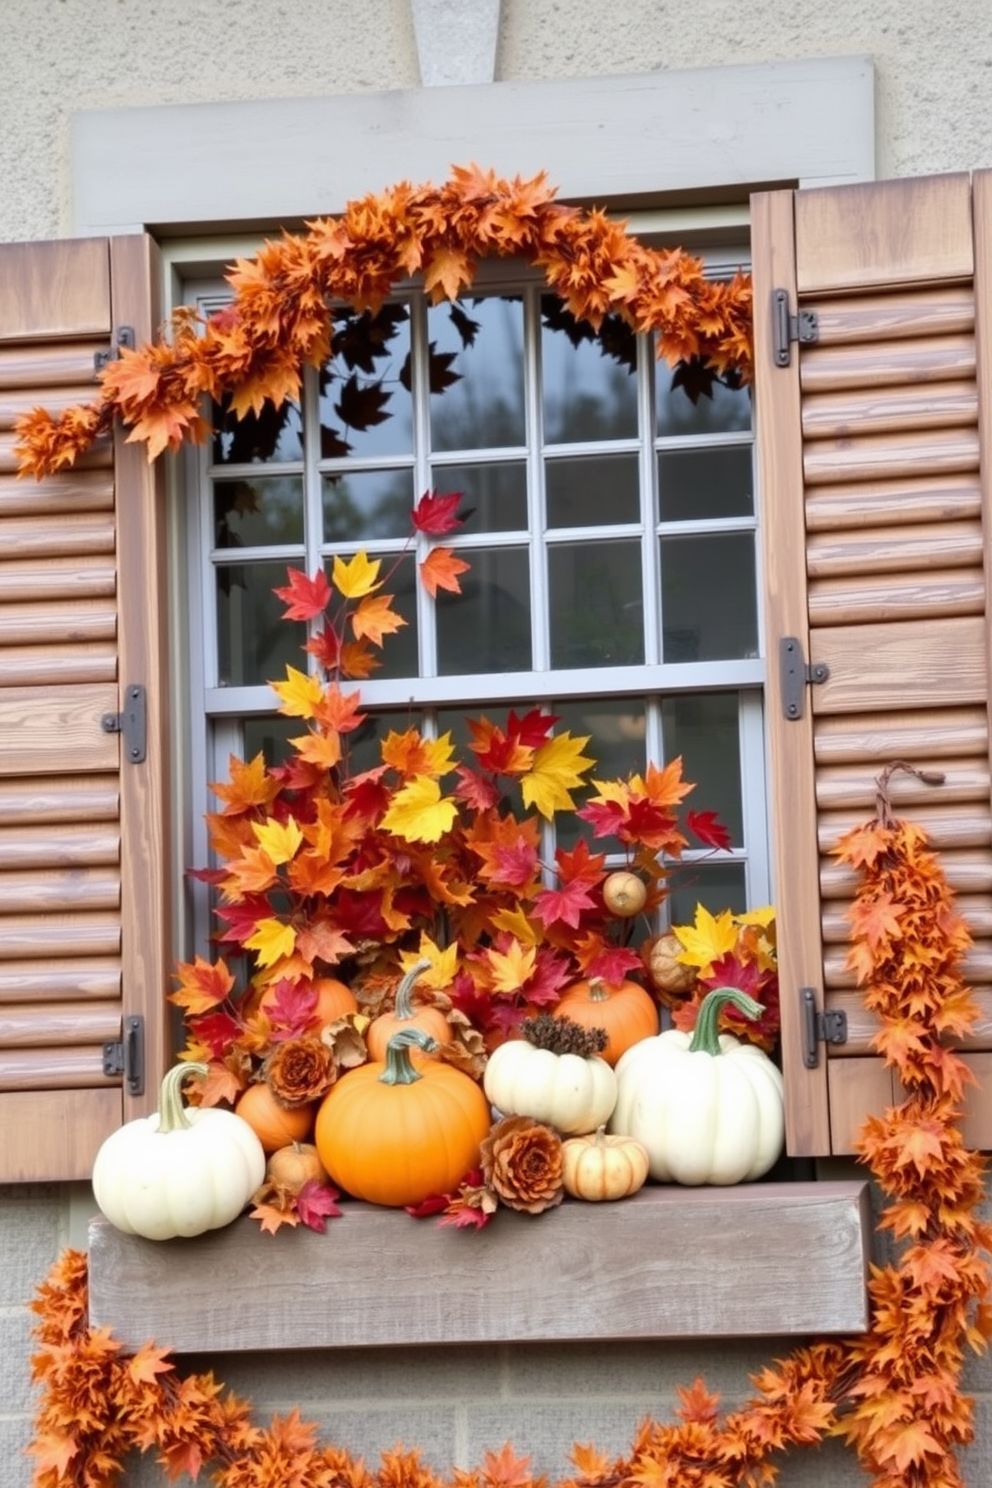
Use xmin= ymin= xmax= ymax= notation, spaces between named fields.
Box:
xmin=88 ymin=1180 xmax=872 ymax=1351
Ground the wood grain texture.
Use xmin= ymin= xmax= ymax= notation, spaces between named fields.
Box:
xmin=795 ymin=174 xmax=973 ymax=293
xmin=800 ymin=333 xmax=976 ymax=392
xmin=0 ymin=957 xmax=119 ymax=1004
xmin=805 ymin=474 xmax=982 ymax=531
xmin=751 ymin=187 xmax=831 ymax=1156
xmin=810 ymin=287 xmax=974 ymax=345
xmin=0 ymin=239 xmax=110 ymax=340
xmin=87 ymin=1182 xmax=872 ymax=1351
xmin=0 ymin=684 xmax=118 ymax=775
xmin=0 ymin=1087 xmax=120 ymax=1181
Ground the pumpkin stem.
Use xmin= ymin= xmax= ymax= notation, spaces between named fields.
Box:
xmin=586 ymin=977 xmax=608 ymax=1002
xmin=157 ymin=1061 xmax=208 ymax=1134
xmin=687 ymin=988 xmax=763 ymax=1057
xmin=379 ymin=1027 xmax=439 ymax=1085
xmin=393 ymin=957 xmax=433 ymax=1020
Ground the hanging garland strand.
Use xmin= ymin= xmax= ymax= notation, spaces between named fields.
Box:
xmin=13 ymin=164 xmax=753 ymax=479
xmin=25 ymin=779 xmax=992 ymax=1488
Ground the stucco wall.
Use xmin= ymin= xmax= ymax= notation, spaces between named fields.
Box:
xmin=0 ymin=0 xmax=990 ymax=242
xmin=3 ymin=3 xmax=992 ymax=1484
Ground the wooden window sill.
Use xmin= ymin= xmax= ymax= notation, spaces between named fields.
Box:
xmin=87 ymin=1179 xmax=872 ymax=1351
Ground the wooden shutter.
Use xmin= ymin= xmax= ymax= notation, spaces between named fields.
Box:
xmin=752 ymin=172 xmax=992 ymax=1157
xmin=0 ymin=236 xmax=172 ymax=1180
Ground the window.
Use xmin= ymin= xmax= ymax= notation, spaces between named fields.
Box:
xmin=180 ymin=249 xmax=768 ymax=955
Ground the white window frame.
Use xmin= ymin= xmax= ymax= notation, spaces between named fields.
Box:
xmin=69 ymin=57 xmax=876 ymax=954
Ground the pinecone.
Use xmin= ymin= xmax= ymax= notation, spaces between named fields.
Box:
xmin=520 ymin=1012 xmax=607 ymax=1056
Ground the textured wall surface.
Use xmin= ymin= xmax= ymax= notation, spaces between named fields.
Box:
xmin=3 ymin=3 xmax=992 ymax=1484
xmin=0 ymin=0 xmax=991 ymax=240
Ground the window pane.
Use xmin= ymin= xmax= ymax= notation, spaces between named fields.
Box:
xmin=549 ymin=540 xmax=644 ymax=668
xmin=656 ymin=362 xmax=753 ymax=437
xmin=542 ymin=297 xmax=638 ymax=444
xmin=660 ymin=533 xmax=758 ymax=661
xmin=431 ymin=461 xmax=527 ymax=533
xmin=661 ymin=693 xmax=743 ymax=844
xmin=321 ymin=469 xmax=413 ymax=542
xmin=428 ymin=296 xmax=525 ymax=451
xmin=319 ymin=304 xmax=413 ymax=458
xmin=436 ymin=547 xmax=532 ymax=674
xmin=217 ymin=562 xmax=306 ymax=686
xmin=212 ymin=396 xmax=303 ymax=464
xmin=658 ymin=446 xmax=754 ymax=522
xmin=546 ymin=453 xmax=640 ymax=528
xmin=668 ymin=860 xmax=748 ymax=923
xmin=213 ymin=475 xmax=304 ymax=548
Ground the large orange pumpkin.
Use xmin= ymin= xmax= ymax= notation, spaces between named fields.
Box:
xmin=235 ymin=1082 xmax=316 ymax=1153
xmin=314 ymin=1028 xmax=490 ymax=1207
xmin=365 ymin=958 xmax=452 ymax=1062
xmin=554 ymin=977 xmax=659 ymax=1066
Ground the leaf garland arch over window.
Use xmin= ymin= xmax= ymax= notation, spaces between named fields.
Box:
xmin=14 ymin=164 xmax=753 ymax=476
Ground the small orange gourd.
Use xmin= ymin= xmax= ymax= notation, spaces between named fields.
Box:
xmin=314 ymin=1028 xmax=491 ymax=1207
xmin=235 ymin=1082 xmax=316 ymax=1153
xmin=265 ymin=1141 xmax=328 ymax=1193
xmin=365 ymin=958 xmax=453 ymax=1062
xmin=561 ymin=1127 xmax=650 ymax=1201
xmin=601 ymin=870 xmax=647 ymax=918
xmin=554 ymin=976 xmax=658 ymax=1066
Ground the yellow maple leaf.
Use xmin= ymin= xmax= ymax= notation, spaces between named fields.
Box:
xmin=520 ymin=731 xmax=595 ymax=819
xmin=289 ymin=727 xmax=342 ymax=769
xmin=400 ymin=937 xmax=460 ymax=988
xmin=252 ymin=815 xmax=303 ymax=865
xmin=332 ymin=550 xmax=381 ymax=599
xmin=489 ymin=906 xmax=541 ymax=945
xmin=381 ymin=775 xmax=458 ymax=843
xmin=673 ymin=904 xmax=739 ymax=973
xmin=271 ymin=665 xmax=325 ymax=720
xmin=485 ymin=940 xmax=537 ymax=994
xmin=245 ymin=917 xmax=297 ymax=968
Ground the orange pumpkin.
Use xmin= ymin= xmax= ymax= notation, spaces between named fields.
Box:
xmin=265 ymin=1141 xmax=328 ymax=1193
xmin=314 ymin=1028 xmax=491 ymax=1207
xmin=235 ymin=1082 xmax=316 ymax=1153
xmin=554 ymin=976 xmax=659 ymax=1066
xmin=365 ymin=958 xmax=452 ymax=1062
xmin=260 ymin=975 xmax=357 ymax=1028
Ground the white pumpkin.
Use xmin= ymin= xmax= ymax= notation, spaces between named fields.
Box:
xmin=483 ymin=1038 xmax=617 ymax=1135
xmin=609 ymin=988 xmax=784 ymax=1185
xmin=92 ymin=1062 xmax=266 ymax=1239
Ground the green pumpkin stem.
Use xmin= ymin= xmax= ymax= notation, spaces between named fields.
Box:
xmin=157 ymin=1061 xmax=208 ymax=1134
xmin=688 ymin=987 xmax=764 ymax=1057
xmin=393 ymin=957 xmax=433 ymax=1020
xmin=379 ymin=1027 xmax=439 ymax=1085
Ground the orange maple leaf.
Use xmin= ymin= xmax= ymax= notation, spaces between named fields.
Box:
xmin=351 ymin=592 xmax=407 ymax=646
xmin=420 ymin=547 xmax=470 ymax=597
xmin=128 ymin=1342 xmax=175 ymax=1386
xmin=250 ymin=1201 xmax=300 ymax=1235
xmin=483 ymin=1442 xmax=534 ymax=1488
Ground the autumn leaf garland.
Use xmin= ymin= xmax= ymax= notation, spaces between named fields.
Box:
xmin=13 ymin=164 xmax=752 ymax=478
xmin=27 ymin=781 xmax=992 ymax=1488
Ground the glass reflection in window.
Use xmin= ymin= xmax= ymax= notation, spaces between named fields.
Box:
xmin=542 ymin=298 xmax=638 ymax=445
xmin=428 ymin=296 xmax=526 ymax=452
xmin=319 ymin=305 xmax=413 ymax=459
xmin=548 ymin=540 xmax=644 ymax=668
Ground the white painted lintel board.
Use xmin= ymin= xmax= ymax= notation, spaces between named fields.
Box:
xmin=72 ymin=56 xmax=874 ymax=237
xmin=87 ymin=1180 xmax=872 ymax=1352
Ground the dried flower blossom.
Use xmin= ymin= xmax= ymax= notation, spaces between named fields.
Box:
xmin=264 ymin=1037 xmax=336 ymax=1106
xmin=480 ymin=1115 xmax=564 ymax=1214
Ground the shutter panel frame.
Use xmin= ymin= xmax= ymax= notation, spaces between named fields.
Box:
xmin=754 ymin=170 xmax=992 ymax=1157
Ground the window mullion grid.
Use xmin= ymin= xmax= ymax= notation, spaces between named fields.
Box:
xmin=410 ymin=292 xmax=439 ymax=690
xmin=525 ymin=284 xmax=551 ymax=675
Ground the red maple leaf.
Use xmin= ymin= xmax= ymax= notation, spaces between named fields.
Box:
xmin=555 ymin=836 xmax=608 ymax=884
xmin=188 ymin=1009 xmax=244 ymax=1058
xmin=533 ymin=877 xmax=598 ymax=929
xmin=411 ymin=488 xmax=465 ymax=534
xmin=522 ymin=946 xmax=574 ymax=1005
xmin=686 ymin=809 xmax=732 ymax=850
xmin=585 ymin=945 xmax=645 ymax=984
xmin=454 ymin=765 xmax=501 ymax=811
xmin=273 ymin=566 xmax=332 ymax=621
xmin=295 ymin=1179 xmax=342 ymax=1231
xmin=261 ymin=979 xmax=318 ymax=1038
xmin=506 ymin=707 xmax=557 ymax=748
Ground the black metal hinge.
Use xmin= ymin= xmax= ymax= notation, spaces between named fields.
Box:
xmin=779 ymin=637 xmax=829 ymax=720
xmin=772 ymin=289 xmax=819 ymax=367
xmin=800 ymin=989 xmax=847 ymax=1070
xmin=102 ymin=683 xmax=147 ymax=763
xmin=103 ymin=1014 xmax=145 ymax=1096
xmin=94 ymin=325 xmax=135 ymax=375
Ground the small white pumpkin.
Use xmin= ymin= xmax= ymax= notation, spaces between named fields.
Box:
xmin=483 ymin=1038 xmax=617 ymax=1135
xmin=609 ymin=988 xmax=784 ymax=1185
xmin=92 ymin=1062 xmax=266 ymax=1239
